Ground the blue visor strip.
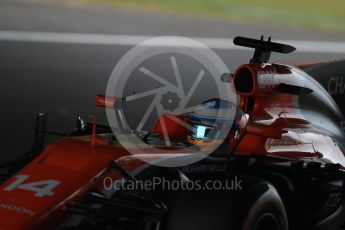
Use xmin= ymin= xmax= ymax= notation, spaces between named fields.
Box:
xmin=195 ymin=125 xmax=207 ymax=139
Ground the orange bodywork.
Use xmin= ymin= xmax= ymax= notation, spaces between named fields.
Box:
xmin=0 ymin=61 xmax=344 ymax=229
xmin=0 ymin=137 xmax=136 ymax=229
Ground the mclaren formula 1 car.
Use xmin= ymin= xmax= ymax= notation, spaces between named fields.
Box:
xmin=0 ymin=36 xmax=345 ymax=230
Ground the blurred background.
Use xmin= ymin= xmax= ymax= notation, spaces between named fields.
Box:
xmin=0 ymin=0 xmax=344 ymax=160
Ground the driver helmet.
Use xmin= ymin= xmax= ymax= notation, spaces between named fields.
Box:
xmin=186 ymin=98 xmax=244 ymax=152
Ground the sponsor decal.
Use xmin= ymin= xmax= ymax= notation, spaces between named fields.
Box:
xmin=182 ymin=164 xmax=227 ymax=173
xmin=328 ymin=76 xmax=345 ymax=95
xmin=0 ymin=203 xmax=36 ymax=216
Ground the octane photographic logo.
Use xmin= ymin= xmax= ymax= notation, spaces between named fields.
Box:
xmin=103 ymin=176 xmax=243 ymax=192
xmin=106 ymin=36 xmax=237 ymax=167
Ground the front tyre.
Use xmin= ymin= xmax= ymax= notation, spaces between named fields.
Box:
xmin=241 ymin=182 xmax=288 ymax=230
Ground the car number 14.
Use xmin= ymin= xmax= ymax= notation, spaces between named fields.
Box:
xmin=3 ymin=175 xmax=60 ymax=198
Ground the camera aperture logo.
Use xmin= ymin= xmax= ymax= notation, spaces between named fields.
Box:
xmin=105 ymin=36 xmax=237 ymax=167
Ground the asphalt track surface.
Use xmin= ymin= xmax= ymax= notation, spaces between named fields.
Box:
xmin=0 ymin=0 xmax=344 ymax=160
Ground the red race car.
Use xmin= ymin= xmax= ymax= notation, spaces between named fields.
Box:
xmin=0 ymin=36 xmax=344 ymax=230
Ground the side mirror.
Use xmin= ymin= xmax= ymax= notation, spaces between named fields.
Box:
xmin=246 ymin=122 xmax=284 ymax=139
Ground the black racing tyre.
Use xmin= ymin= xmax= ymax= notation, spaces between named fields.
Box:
xmin=114 ymin=163 xmax=288 ymax=230
xmin=240 ymin=182 xmax=288 ymax=230
xmin=160 ymin=177 xmax=287 ymax=230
